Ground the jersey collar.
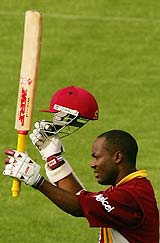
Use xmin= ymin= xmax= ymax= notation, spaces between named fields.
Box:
xmin=115 ymin=170 xmax=148 ymax=187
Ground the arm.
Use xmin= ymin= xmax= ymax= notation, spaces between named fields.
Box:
xmin=4 ymin=150 xmax=84 ymax=217
xmin=38 ymin=178 xmax=83 ymax=216
xmin=29 ymin=122 xmax=84 ymax=193
xmin=55 ymin=173 xmax=83 ymax=193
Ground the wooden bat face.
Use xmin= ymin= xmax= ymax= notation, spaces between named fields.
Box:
xmin=16 ymin=77 xmax=36 ymax=131
xmin=15 ymin=11 xmax=42 ymax=131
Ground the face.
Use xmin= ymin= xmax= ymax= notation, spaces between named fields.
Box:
xmin=91 ymin=137 xmax=118 ymax=186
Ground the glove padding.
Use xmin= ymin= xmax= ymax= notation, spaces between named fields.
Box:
xmin=4 ymin=150 xmax=43 ymax=188
xmin=29 ymin=121 xmax=64 ymax=161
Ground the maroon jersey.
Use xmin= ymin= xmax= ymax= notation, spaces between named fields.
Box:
xmin=77 ymin=170 xmax=159 ymax=243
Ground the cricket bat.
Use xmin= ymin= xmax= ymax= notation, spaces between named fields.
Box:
xmin=12 ymin=10 xmax=42 ymax=198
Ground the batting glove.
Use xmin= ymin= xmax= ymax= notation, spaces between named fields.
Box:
xmin=29 ymin=121 xmax=64 ymax=160
xmin=4 ymin=150 xmax=44 ymax=189
xmin=29 ymin=121 xmax=73 ymax=183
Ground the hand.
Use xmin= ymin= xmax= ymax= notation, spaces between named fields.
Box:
xmin=30 ymin=121 xmax=72 ymax=184
xmin=4 ymin=150 xmax=44 ymax=188
xmin=29 ymin=121 xmax=64 ymax=161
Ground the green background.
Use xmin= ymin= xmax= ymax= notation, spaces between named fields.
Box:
xmin=0 ymin=1 xmax=160 ymax=242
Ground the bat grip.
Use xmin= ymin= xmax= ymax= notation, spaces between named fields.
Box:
xmin=12 ymin=131 xmax=28 ymax=198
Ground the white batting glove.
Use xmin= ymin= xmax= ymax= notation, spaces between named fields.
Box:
xmin=4 ymin=150 xmax=44 ymax=189
xmin=29 ymin=121 xmax=64 ymax=160
xmin=29 ymin=121 xmax=72 ymax=183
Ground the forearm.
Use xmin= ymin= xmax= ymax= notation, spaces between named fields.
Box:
xmin=56 ymin=173 xmax=83 ymax=193
xmin=38 ymin=178 xmax=84 ymax=217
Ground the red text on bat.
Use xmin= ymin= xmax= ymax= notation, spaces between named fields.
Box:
xmin=18 ymin=88 xmax=27 ymax=126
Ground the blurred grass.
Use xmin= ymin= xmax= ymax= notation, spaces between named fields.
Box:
xmin=0 ymin=1 xmax=160 ymax=242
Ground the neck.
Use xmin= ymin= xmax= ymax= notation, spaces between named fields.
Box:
xmin=114 ymin=167 xmax=137 ymax=186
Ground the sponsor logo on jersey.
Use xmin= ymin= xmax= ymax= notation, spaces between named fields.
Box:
xmin=95 ymin=194 xmax=115 ymax=212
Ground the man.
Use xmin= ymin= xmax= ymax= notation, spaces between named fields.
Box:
xmin=3 ymin=85 xmax=159 ymax=242
xmin=4 ymin=129 xmax=159 ymax=243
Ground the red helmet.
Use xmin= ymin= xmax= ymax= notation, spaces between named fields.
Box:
xmin=39 ymin=86 xmax=99 ymax=137
xmin=41 ymin=86 xmax=99 ymax=120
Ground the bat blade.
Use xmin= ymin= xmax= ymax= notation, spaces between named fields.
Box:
xmin=12 ymin=10 xmax=42 ymax=198
xmin=15 ymin=10 xmax=42 ymax=131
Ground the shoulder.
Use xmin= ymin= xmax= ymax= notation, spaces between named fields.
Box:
xmin=116 ymin=177 xmax=156 ymax=197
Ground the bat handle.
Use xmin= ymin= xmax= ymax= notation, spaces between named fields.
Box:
xmin=12 ymin=179 xmax=21 ymax=198
xmin=12 ymin=131 xmax=28 ymax=198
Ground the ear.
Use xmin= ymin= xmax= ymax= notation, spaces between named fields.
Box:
xmin=114 ymin=151 xmax=123 ymax=164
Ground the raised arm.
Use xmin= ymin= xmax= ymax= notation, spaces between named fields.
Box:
xmin=4 ymin=150 xmax=83 ymax=217
xmin=29 ymin=121 xmax=84 ymax=193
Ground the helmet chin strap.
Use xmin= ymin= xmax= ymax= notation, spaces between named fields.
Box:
xmin=38 ymin=111 xmax=89 ymax=138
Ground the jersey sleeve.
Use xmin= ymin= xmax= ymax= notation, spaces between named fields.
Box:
xmin=76 ymin=187 xmax=143 ymax=229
